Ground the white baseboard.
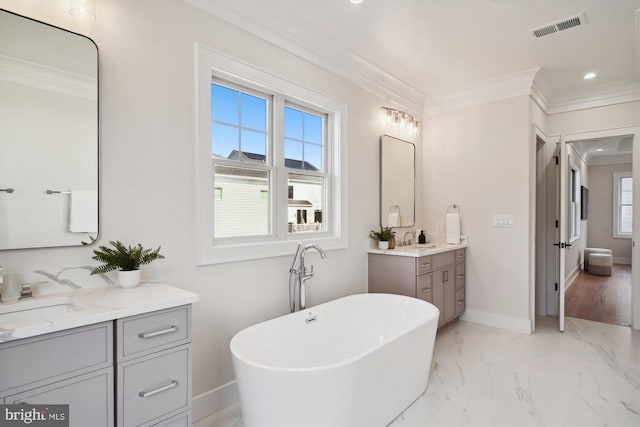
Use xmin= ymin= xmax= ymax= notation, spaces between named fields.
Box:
xmin=192 ymin=380 xmax=239 ymax=422
xmin=613 ymin=257 xmax=632 ymax=265
xmin=565 ymin=265 xmax=581 ymax=290
xmin=460 ymin=309 xmax=532 ymax=334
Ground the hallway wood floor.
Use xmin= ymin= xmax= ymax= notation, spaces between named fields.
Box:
xmin=565 ymin=264 xmax=631 ymax=326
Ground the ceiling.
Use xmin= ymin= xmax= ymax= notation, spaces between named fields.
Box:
xmin=184 ymin=0 xmax=640 ymax=112
xmin=571 ymin=135 xmax=634 ymax=165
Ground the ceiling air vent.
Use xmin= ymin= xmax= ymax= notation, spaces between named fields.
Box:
xmin=529 ymin=13 xmax=586 ymax=39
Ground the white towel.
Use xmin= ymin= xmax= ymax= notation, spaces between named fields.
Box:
xmin=446 ymin=213 xmax=460 ymax=244
xmin=69 ymin=190 xmax=98 ymax=232
xmin=387 ymin=205 xmax=400 ymax=227
xmin=388 ymin=212 xmax=399 ymax=227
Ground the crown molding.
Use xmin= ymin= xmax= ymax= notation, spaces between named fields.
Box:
xmin=543 ymin=79 xmax=640 ymax=114
xmin=0 ymin=55 xmax=97 ymax=100
xmin=182 ymin=0 xmax=426 ymax=115
xmin=425 ymin=68 xmax=540 ymax=115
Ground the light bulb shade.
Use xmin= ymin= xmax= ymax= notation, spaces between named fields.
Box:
xmin=69 ymin=0 xmax=96 ymax=22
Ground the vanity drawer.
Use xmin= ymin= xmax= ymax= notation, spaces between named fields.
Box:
xmin=455 ymin=264 xmax=465 ymax=290
xmin=6 ymin=368 xmax=114 ymax=427
xmin=455 ymin=249 xmax=466 ymax=264
xmin=117 ymin=305 xmax=190 ymax=361
xmin=455 ymin=289 xmax=465 ymax=316
xmin=151 ymin=412 xmax=191 ymax=427
xmin=416 ymin=256 xmax=432 ymax=275
xmin=118 ymin=345 xmax=191 ymax=427
xmin=416 ymin=273 xmax=432 ymax=302
xmin=0 ymin=322 xmax=112 ymax=394
xmin=432 ymin=251 xmax=455 ymax=269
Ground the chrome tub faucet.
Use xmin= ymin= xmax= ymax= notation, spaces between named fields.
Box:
xmin=289 ymin=243 xmax=326 ymax=312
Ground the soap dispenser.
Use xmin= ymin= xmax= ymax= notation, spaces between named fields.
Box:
xmin=418 ymin=230 xmax=426 ymax=244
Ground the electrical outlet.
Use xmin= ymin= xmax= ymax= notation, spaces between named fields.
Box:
xmin=436 ymin=222 xmax=443 ymax=233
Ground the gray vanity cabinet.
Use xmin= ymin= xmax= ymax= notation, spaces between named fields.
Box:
xmin=0 ymin=304 xmax=193 ymax=427
xmin=368 ymin=248 xmax=466 ymax=327
xmin=0 ymin=322 xmax=115 ymax=427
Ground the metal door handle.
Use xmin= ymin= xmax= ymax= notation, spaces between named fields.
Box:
xmin=138 ymin=325 xmax=178 ymax=339
xmin=139 ymin=380 xmax=178 ymax=398
xmin=421 ymin=287 xmax=430 ymax=293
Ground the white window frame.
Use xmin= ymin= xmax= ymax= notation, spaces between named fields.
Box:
xmin=195 ymin=43 xmax=347 ymax=265
xmin=568 ymin=156 xmax=581 ymax=243
xmin=613 ymin=171 xmax=632 ymax=239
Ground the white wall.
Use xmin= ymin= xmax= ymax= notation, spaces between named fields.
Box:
xmin=587 ymin=162 xmax=633 ymax=264
xmin=0 ymin=0 xmax=395 ymax=418
xmin=423 ymin=96 xmax=531 ymax=332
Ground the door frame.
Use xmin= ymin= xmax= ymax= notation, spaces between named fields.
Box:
xmin=559 ymin=126 xmax=640 ymax=330
xmin=531 ymin=126 xmax=561 ymax=331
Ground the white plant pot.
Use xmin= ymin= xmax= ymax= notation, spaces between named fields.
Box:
xmin=118 ymin=269 xmax=141 ymax=288
xmin=378 ymin=240 xmax=389 ymax=250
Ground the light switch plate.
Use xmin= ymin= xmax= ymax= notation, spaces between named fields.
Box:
xmin=493 ymin=214 xmax=515 ymax=227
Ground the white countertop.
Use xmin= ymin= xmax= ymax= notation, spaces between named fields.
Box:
xmin=368 ymin=239 xmax=468 ymax=258
xmin=0 ymin=282 xmax=199 ymax=343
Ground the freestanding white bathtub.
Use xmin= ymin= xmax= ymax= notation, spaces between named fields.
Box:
xmin=230 ymin=293 xmax=440 ymax=427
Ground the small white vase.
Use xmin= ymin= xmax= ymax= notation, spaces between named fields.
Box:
xmin=378 ymin=240 xmax=389 ymax=250
xmin=118 ymin=269 xmax=141 ymax=288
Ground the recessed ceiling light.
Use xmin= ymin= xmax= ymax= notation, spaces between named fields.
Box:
xmin=350 ymin=0 xmax=364 ymax=4
xmin=584 ymin=72 xmax=597 ymax=80
xmin=596 ymin=148 xmax=603 ymax=152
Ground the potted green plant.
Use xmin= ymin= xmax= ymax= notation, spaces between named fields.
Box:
xmin=369 ymin=226 xmax=396 ymax=250
xmin=91 ymin=240 xmax=165 ymax=288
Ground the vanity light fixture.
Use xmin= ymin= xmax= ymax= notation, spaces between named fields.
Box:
xmin=381 ymin=107 xmax=419 ymax=136
xmin=583 ymin=72 xmax=597 ymax=80
xmin=69 ymin=0 xmax=96 ymax=22
xmin=350 ymin=0 xmax=364 ymax=4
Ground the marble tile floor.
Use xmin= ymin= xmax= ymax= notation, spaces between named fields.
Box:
xmin=194 ymin=316 xmax=640 ymax=427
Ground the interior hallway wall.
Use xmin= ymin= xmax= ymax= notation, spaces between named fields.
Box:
xmin=0 ymin=0 xmax=408 ymax=418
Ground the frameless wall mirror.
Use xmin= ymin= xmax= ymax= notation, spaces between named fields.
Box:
xmin=380 ymin=135 xmax=415 ymax=228
xmin=0 ymin=9 xmax=98 ymax=250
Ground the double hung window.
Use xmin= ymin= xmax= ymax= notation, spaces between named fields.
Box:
xmin=196 ymin=44 xmax=346 ymax=264
xmin=613 ymin=171 xmax=633 ymax=238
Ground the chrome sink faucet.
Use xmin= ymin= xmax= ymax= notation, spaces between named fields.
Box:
xmin=403 ymin=231 xmax=416 ymax=246
xmin=289 ymin=243 xmax=326 ymax=312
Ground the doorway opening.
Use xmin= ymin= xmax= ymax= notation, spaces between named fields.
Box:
xmin=534 ymin=126 xmax=640 ymax=332
xmin=563 ymin=134 xmax=633 ymax=327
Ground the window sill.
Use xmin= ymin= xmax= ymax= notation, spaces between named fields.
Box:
xmin=197 ymin=234 xmax=347 ymax=265
xmin=612 ymin=234 xmax=632 ymax=239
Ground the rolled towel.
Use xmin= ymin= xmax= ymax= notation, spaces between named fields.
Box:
xmin=446 ymin=213 xmax=460 ymax=244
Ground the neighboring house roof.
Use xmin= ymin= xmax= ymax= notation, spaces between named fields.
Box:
xmin=226 ymin=150 xmax=319 ymax=171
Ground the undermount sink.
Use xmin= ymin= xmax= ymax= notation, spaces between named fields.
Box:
xmin=0 ymin=297 xmax=79 ymax=324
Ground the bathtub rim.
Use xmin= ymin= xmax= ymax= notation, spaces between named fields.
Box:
xmin=230 ymin=293 xmax=439 ymax=373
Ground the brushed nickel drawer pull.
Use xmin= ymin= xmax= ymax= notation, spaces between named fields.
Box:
xmin=457 ymin=274 xmax=464 ymax=279
xmin=138 ymin=325 xmax=178 ymax=339
xmin=139 ymin=380 xmax=178 ymax=398
xmin=457 ymin=300 xmax=464 ymax=305
xmin=457 ymin=254 xmax=464 ymax=258
xmin=420 ymin=263 xmax=431 ymax=267
xmin=421 ymin=287 xmax=430 ymax=293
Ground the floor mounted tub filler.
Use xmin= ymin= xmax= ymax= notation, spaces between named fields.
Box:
xmin=230 ymin=293 xmax=440 ymax=426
